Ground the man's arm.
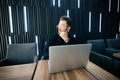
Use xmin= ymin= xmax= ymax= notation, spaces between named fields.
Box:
xmin=42 ymin=36 xmax=54 ymax=60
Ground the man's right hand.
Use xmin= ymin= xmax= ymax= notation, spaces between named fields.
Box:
xmin=59 ymin=31 xmax=69 ymax=43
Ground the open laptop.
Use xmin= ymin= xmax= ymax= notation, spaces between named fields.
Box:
xmin=49 ymin=43 xmax=92 ymax=73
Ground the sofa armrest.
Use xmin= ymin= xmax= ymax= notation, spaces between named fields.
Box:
xmin=106 ymin=48 xmax=120 ymax=53
xmin=90 ymin=51 xmax=113 ymax=61
xmin=90 ymin=51 xmax=113 ymax=72
xmin=105 ymin=48 xmax=120 ymax=56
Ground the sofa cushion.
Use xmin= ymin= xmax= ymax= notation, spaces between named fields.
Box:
xmin=106 ymin=39 xmax=120 ymax=50
xmin=87 ymin=39 xmax=106 ymax=54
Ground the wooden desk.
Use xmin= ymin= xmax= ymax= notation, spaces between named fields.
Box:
xmin=33 ymin=60 xmax=120 ymax=80
xmin=0 ymin=63 xmax=36 ymax=80
xmin=113 ymin=53 xmax=120 ymax=59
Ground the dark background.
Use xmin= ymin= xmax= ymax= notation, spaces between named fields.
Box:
xmin=0 ymin=0 xmax=120 ymax=59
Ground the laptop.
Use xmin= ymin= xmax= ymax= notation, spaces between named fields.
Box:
xmin=49 ymin=43 xmax=92 ymax=73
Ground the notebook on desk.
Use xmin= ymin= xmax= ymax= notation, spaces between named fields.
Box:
xmin=48 ymin=43 xmax=92 ymax=73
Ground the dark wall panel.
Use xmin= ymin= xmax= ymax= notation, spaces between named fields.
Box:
xmin=0 ymin=0 xmax=119 ymax=59
xmin=0 ymin=6 xmax=10 ymax=35
xmin=111 ymin=0 xmax=118 ymax=13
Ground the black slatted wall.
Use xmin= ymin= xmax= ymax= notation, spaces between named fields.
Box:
xmin=0 ymin=0 xmax=120 ymax=59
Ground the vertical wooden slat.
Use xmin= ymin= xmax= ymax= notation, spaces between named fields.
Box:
xmin=0 ymin=6 xmax=4 ymax=35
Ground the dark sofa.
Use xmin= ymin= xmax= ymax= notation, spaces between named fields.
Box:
xmin=87 ymin=39 xmax=120 ymax=78
xmin=106 ymin=39 xmax=120 ymax=52
xmin=106 ymin=39 xmax=120 ymax=77
xmin=0 ymin=43 xmax=38 ymax=66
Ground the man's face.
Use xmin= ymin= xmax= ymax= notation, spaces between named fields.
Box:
xmin=58 ymin=20 xmax=69 ymax=32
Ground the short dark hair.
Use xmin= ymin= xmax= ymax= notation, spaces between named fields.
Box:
xmin=60 ymin=16 xmax=72 ymax=26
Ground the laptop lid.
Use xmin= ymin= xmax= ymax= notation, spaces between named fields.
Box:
xmin=49 ymin=43 xmax=92 ymax=73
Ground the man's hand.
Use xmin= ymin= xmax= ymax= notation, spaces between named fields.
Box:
xmin=59 ymin=31 xmax=69 ymax=43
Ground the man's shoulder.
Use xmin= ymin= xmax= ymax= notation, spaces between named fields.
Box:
xmin=49 ymin=34 xmax=59 ymax=41
xmin=68 ymin=33 xmax=78 ymax=43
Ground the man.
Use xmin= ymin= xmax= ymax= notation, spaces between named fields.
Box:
xmin=42 ymin=16 xmax=77 ymax=59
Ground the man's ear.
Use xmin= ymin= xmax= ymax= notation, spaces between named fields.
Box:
xmin=67 ymin=26 xmax=71 ymax=32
